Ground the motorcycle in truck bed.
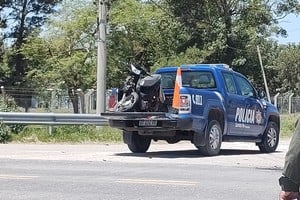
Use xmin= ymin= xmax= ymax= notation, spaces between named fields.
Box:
xmin=102 ymin=63 xmax=280 ymax=156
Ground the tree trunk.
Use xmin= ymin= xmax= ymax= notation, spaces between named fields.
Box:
xmin=68 ymin=89 xmax=79 ymax=113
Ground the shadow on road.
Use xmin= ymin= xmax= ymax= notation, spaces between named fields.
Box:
xmin=115 ymin=148 xmax=282 ymax=159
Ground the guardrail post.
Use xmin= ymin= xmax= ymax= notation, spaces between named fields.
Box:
xmin=288 ymin=93 xmax=294 ymax=114
xmin=48 ymin=126 xmax=53 ymax=135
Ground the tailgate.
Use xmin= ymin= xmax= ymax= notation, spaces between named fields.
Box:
xmin=101 ymin=112 xmax=179 ymax=131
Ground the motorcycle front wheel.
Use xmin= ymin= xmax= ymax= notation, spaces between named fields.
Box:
xmin=114 ymin=92 xmax=139 ymax=112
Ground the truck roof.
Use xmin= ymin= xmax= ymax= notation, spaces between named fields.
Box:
xmin=156 ymin=64 xmax=232 ymax=73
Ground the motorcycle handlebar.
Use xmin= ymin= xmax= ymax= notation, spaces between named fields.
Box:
xmin=119 ymin=61 xmax=151 ymax=76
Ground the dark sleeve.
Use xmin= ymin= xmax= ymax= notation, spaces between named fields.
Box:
xmin=280 ymin=117 xmax=300 ymax=191
xmin=279 ymin=176 xmax=299 ymax=192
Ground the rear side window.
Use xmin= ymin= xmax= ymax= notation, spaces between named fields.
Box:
xmin=160 ymin=71 xmax=216 ymax=89
xmin=222 ymin=73 xmax=237 ymax=94
xmin=160 ymin=72 xmax=176 ymax=89
xmin=185 ymin=72 xmax=216 ymax=89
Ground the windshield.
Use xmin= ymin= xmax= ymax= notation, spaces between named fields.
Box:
xmin=160 ymin=71 xmax=216 ymax=89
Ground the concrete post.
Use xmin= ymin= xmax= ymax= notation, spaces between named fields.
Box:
xmin=77 ymin=89 xmax=85 ymax=114
xmin=273 ymin=93 xmax=280 ymax=108
xmin=85 ymin=89 xmax=95 ymax=114
xmin=96 ymin=0 xmax=108 ymax=115
xmin=288 ymin=93 xmax=294 ymax=114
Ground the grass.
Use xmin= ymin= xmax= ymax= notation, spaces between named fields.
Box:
xmin=280 ymin=114 xmax=299 ymax=138
xmin=8 ymin=114 xmax=299 ymax=143
xmin=11 ymin=125 xmax=122 ymax=143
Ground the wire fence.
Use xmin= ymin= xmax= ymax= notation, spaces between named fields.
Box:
xmin=276 ymin=96 xmax=300 ymax=114
xmin=0 ymin=87 xmax=299 ymax=114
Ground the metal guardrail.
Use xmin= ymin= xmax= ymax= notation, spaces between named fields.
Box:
xmin=0 ymin=112 xmax=109 ymax=126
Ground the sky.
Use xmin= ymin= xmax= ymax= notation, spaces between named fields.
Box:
xmin=276 ymin=13 xmax=300 ymax=44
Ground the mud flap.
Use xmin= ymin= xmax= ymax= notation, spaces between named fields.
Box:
xmin=193 ymin=131 xmax=206 ymax=147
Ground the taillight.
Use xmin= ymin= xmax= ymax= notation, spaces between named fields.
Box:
xmin=108 ymin=88 xmax=119 ymax=111
xmin=108 ymin=94 xmax=116 ymax=111
xmin=179 ymin=94 xmax=191 ymax=114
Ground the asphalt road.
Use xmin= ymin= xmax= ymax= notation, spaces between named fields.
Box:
xmin=0 ymin=140 xmax=291 ymax=200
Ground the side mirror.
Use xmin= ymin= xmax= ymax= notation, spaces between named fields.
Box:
xmin=258 ymin=90 xmax=266 ymax=99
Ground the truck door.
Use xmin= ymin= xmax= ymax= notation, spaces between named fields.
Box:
xmin=222 ymin=73 xmax=265 ymax=136
xmin=222 ymin=73 xmax=243 ymax=135
xmin=234 ymin=74 xmax=265 ymax=136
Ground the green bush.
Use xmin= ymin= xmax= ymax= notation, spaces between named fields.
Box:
xmin=0 ymin=122 xmax=11 ymax=143
xmin=0 ymin=95 xmax=25 ymax=135
xmin=280 ymin=114 xmax=299 ymax=138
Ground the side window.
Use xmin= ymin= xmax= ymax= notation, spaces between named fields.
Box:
xmin=188 ymin=72 xmax=216 ymax=89
xmin=161 ymin=73 xmax=176 ymax=89
xmin=222 ymin=73 xmax=237 ymax=94
xmin=234 ymin=75 xmax=255 ymax=97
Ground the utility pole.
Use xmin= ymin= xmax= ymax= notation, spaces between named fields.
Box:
xmin=257 ymin=45 xmax=271 ymax=102
xmin=96 ymin=0 xmax=107 ymax=115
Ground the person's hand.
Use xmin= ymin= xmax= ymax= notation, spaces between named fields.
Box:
xmin=279 ymin=191 xmax=300 ymax=200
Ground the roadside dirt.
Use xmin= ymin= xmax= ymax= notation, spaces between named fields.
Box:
xmin=0 ymin=139 xmax=291 ymax=169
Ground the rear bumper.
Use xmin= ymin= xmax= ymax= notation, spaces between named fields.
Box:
xmin=102 ymin=112 xmax=192 ymax=132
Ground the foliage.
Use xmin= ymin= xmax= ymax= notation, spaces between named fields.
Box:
xmin=273 ymin=44 xmax=300 ymax=95
xmin=280 ymin=114 xmax=299 ymax=138
xmin=108 ymin=0 xmax=187 ymax=87
xmin=0 ymin=96 xmax=25 ymax=134
xmin=0 ymin=95 xmax=25 ymax=143
xmin=0 ymin=122 xmax=11 ymax=143
xmin=108 ymin=0 xmax=300 ymax=94
xmin=0 ymin=0 xmax=62 ymax=111
xmin=162 ymin=0 xmax=300 ymax=92
xmin=0 ymin=95 xmax=19 ymax=112
xmin=22 ymin=0 xmax=97 ymax=113
xmin=12 ymin=125 xmax=122 ymax=143
xmin=1 ymin=0 xmax=299 ymax=109
xmin=21 ymin=37 xmax=53 ymax=89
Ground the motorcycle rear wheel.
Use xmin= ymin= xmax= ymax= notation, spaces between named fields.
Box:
xmin=115 ymin=92 xmax=139 ymax=112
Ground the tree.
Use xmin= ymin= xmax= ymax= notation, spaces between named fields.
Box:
xmin=164 ymin=0 xmax=299 ymax=62
xmin=273 ymin=44 xmax=300 ymax=95
xmin=17 ymin=0 xmax=300 ymax=114
xmin=107 ymin=0 xmax=187 ymax=87
xmin=161 ymin=0 xmax=299 ymax=93
xmin=0 ymin=0 xmax=62 ymax=111
xmin=23 ymin=0 xmax=97 ymax=113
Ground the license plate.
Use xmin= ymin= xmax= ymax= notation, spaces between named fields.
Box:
xmin=139 ymin=120 xmax=157 ymax=127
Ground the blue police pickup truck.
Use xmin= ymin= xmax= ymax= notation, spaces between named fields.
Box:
xmin=104 ymin=64 xmax=280 ymax=156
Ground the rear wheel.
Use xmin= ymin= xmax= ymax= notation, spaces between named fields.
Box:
xmin=258 ymin=121 xmax=279 ymax=153
xmin=197 ymin=120 xmax=222 ymax=156
xmin=123 ymin=131 xmax=151 ymax=153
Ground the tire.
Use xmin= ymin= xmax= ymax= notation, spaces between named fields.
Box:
xmin=258 ymin=121 xmax=279 ymax=153
xmin=123 ymin=132 xmax=151 ymax=153
xmin=197 ymin=120 xmax=222 ymax=156
xmin=115 ymin=92 xmax=139 ymax=112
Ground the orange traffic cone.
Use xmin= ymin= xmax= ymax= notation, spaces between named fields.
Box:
xmin=172 ymin=67 xmax=182 ymax=109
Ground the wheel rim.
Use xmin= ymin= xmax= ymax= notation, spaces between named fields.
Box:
xmin=116 ymin=93 xmax=138 ymax=111
xmin=123 ymin=96 xmax=135 ymax=107
xmin=209 ymin=125 xmax=220 ymax=150
xmin=267 ymin=127 xmax=277 ymax=147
